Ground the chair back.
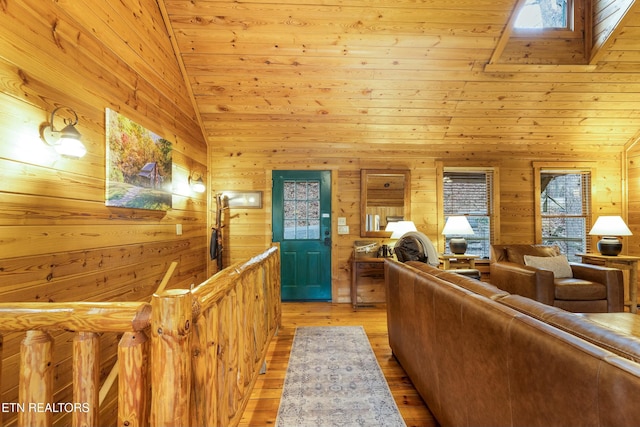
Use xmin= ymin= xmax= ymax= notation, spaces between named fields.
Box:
xmin=490 ymin=244 xmax=561 ymax=265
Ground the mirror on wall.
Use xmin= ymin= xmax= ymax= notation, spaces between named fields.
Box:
xmin=360 ymin=169 xmax=411 ymax=237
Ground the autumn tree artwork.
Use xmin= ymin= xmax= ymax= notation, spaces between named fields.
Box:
xmin=105 ymin=108 xmax=172 ymax=210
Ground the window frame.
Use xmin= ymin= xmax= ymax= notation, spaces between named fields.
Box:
xmin=436 ymin=163 xmax=500 ymax=258
xmin=512 ymin=0 xmax=581 ymax=38
xmin=514 ymin=0 xmax=576 ymax=33
xmin=487 ymin=0 xmax=589 ymax=66
xmin=533 ymin=162 xmax=595 ymax=258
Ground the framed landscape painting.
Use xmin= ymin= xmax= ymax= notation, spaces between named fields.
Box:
xmin=105 ymin=108 xmax=172 ymax=210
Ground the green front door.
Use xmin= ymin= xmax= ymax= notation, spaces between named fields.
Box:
xmin=272 ymin=170 xmax=332 ymax=301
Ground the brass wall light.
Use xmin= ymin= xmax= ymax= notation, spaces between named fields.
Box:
xmin=40 ymin=106 xmax=87 ymax=158
xmin=189 ymin=173 xmax=206 ymax=193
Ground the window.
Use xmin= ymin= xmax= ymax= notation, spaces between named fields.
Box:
xmin=535 ymin=165 xmax=592 ymax=261
xmin=515 ymin=0 xmax=571 ymax=29
xmin=441 ymin=168 xmax=497 ymax=259
xmin=283 ymin=180 xmax=320 ymax=240
xmin=487 ymin=0 xmax=587 ymax=66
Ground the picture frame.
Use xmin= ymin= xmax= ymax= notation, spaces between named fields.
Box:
xmin=223 ymin=191 xmax=263 ymax=209
xmin=105 ymin=108 xmax=172 ymax=210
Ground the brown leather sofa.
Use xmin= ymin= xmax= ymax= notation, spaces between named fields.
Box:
xmin=490 ymin=244 xmax=623 ymax=312
xmin=385 ymin=259 xmax=640 ymax=427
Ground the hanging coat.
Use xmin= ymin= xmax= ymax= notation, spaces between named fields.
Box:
xmin=210 ymin=227 xmax=219 ymax=260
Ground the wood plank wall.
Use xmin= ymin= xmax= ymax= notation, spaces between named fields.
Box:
xmin=0 ymin=0 xmax=636 ymax=423
xmin=626 ymin=139 xmax=640 ymax=253
xmin=0 ymin=1 xmax=207 ymax=425
xmin=211 ymin=144 xmax=624 ymax=304
xmin=593 ymin=0 xmax=635 ymax=56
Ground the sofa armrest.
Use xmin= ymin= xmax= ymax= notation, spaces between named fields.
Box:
xmin=489 ymin=261 xmax=555 ymax=305
xmin=570 ymin=263 xmax=624 ymax=312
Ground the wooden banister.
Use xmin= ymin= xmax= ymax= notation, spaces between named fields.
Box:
xmin=99 ymin=260 xmax=178 ymax=406
xmin=0 ymin=246 xmax=280 ymax=427
xmin=0 ymin=301 xmax=153 ymax=427
xmin=189 ymin=244 xmax=281 ymax=427
xmin=0 ymin=301 xmax=152 ymax=332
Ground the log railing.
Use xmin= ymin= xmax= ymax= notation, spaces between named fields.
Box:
xmin=0 ymin=302 xmax=152 ymax=427
xmin=0 ymin=245 xmax=281 ymax=427
xmin=187 ymin=244 xmax=281 ymax=427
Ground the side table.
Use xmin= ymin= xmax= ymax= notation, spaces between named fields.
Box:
xmin=576 ymin=253 xmax=640 ymax=314
xmin=351 ymin=256 xmax=387 ymax=310
xmin=438 ymin=254 xmax=479 ymax=270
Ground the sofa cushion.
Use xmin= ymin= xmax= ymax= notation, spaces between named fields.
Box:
xmin=554 ymin=278 xmax=607 ymax=301
xmin=406 ymin=261 xmax=509 ymax=300
xmin=505 ymin=244 xmax=560 ymax=264
xmin=524 ymin=254 xmax=573 ymax=278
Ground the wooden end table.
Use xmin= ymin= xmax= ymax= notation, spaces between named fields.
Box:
xmin=438 ymin=254 xmax=479 ymax=270
xmin=351 ymin=256 xmax=387 ymax=310
xmin=576 ymin=253 xmax=640 ymax=314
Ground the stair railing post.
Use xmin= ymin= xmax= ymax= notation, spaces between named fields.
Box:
xmin=150 ymin=289 xmax=192 ymax=427
xmin=118 ymin=331 xmax=150 ymax=427
xmin=19 ymin=330 xmax=53 ymax=427
xmin=72 ymin=332 xmax=99 ymax=427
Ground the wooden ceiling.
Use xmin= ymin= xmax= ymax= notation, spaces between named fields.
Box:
xmin=159 ymin=0 xmax=640 ymax=153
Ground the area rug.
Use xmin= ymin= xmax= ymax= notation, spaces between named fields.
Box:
xmin=276 ymin=326 xmax=406 ymax=427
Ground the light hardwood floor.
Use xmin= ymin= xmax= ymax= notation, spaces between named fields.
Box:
xmin=238 ymin=302 xmax=439 ymax=427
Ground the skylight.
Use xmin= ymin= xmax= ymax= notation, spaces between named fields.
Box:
xmin=514 ymin=0 xmax=569 ymax=29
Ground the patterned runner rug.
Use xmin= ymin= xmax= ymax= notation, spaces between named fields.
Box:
xmin=276 ymin=326 xmax=406 ymax=427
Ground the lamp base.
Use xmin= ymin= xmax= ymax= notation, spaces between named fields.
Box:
xmin=597 ymin=236 xmax=622 ymax=256
xmin=449 ymin=237 xmax=468 ymax=255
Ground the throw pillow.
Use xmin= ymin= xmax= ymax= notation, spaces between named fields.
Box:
xmin=523 ymin=254 xmax=573 ymax=278
xmin=505 ymin=245 xmax=561 ymax=264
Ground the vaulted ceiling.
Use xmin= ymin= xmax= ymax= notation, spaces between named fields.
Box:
xmin=159 ymin=0 xmax=640 ymax=153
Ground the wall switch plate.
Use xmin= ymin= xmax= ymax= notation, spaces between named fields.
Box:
xmin=338 ymin=217 xmax=347 ymax=226
xmin=176 ymin=224 xmax=183 ymax=235
xmin=338 ymin=225 xmax=349 ymax=235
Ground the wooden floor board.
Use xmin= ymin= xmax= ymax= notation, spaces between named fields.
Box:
xmin=238 ymin=302 xmax=439 ymax=427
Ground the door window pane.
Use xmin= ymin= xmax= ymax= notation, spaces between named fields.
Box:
xmin=283 ymin=180 xmax=321 ymax=240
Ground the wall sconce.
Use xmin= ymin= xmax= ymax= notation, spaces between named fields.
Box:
xmin=189 ymin=174 xmax=206 ymax=193
xmin=40 ymin=106 xmax=87 ymax=158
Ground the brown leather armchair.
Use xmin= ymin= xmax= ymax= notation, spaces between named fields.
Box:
xmin=490 ymin=244 xmax=624 ymax=312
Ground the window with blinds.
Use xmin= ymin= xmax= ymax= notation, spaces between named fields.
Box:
xmin=443 ymin=170 xmax=495 ymax=258
xmin=539 ymin=170 xmax=591 ymax=260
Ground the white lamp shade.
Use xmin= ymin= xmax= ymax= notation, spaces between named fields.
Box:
xmin=589 ymin=216 xmax=632 ymax=236
xmin=389 ymin=221 xmax=417 ymax=239
xmin=55 ymin=137 xmax=87 ymax=158
xmin=385 ymin=221 xmax=398 ymax=233
xmin=442 ymin=216 xmax=474 ymax=236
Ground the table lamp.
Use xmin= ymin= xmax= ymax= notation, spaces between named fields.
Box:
xmin=383 ymin=221 xmax=416 ymax=257
xmin=442 ymin=216 xmax=474 ymax=255
xmin=388 ymin=220 xmax=417 ymax=239
xmin=589 ymin=215 xmax=632 ymax=256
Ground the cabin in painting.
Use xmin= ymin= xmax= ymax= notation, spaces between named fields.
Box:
xmin=2 ymin=0 xmax=640 ymax=425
